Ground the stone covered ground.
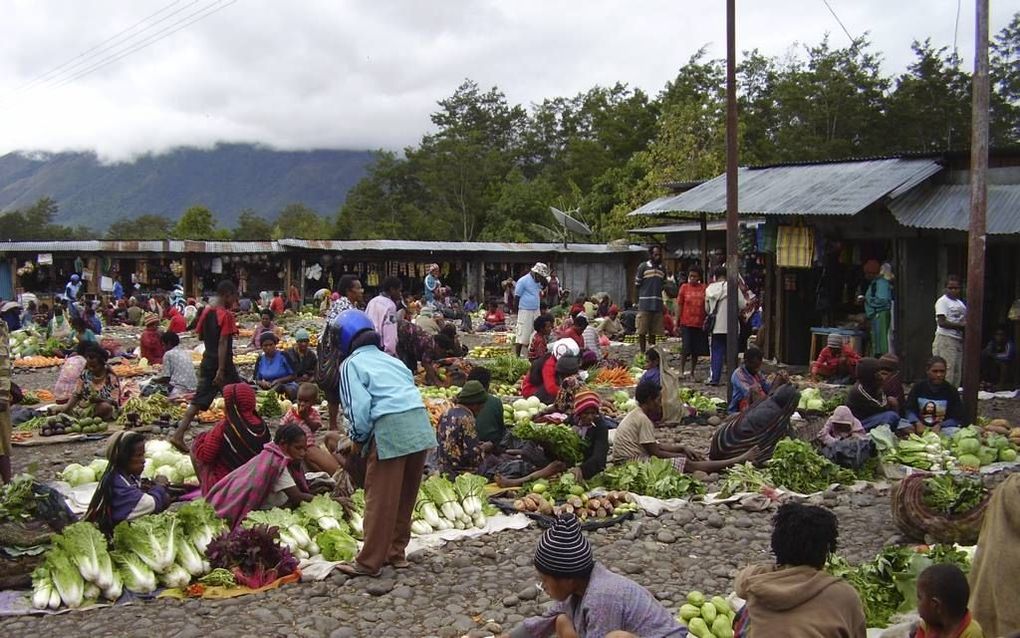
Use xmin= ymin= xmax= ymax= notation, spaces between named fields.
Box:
xmin=2 ymin=327 xmax=1017 ymax=638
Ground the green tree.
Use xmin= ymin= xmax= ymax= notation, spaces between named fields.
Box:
xmin=232 ymin=209 xmax=274 ymax=240
xmin=334 ymin=151 xmax=431 ymax=240
xmin=885 ymin=40 xmax=971 ymax=151
xmin=272 ymin=203 xmax=331 ymax=239
xmin=991 ymin=12 xmax=1020 ymax=144
xmin=106 ymin=214 xmax=173 ymax=239
xmin=173 ymin=205 xmax=217 ymax=239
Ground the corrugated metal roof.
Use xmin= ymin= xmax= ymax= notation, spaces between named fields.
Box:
xmin=890 ymin=183 xmax=1020 ymax=235
xmin=0 ymin=239 xmax=645 ymax=255
xmin=629 ymin=218 xmax=765 ymax=234
xmin=629 ymin=158 xmax=943 ymax=217
xmin=276 ymin=239 xmax=647 ymax=254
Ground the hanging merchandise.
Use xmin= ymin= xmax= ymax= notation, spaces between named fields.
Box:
xmin=305 ymin=263 xmax=323 ymax=281
xmin=776 ymin=225 xmax=814 ymax=268
xmin=73 ymin=256 xmax=85 ymax=274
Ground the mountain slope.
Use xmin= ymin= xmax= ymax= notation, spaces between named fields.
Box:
xmin=0 ymin=144 xmax=375 ymax=229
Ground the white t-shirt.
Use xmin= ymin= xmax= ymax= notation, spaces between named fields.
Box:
xmin=263 ymin=470 xmax=297 ymax=509
xmin=934 ymin=295 xmax=966 ymax=340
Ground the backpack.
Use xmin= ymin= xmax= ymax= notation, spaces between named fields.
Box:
xmin=315 ymin=327 xmax=342 ymax=393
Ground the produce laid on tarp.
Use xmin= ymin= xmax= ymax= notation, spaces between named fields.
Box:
xmin=504 ymin=396 xmax=549 ymax=426
xmin=413 ymin=474 xmax=497 ymax=535
xmin=871 ymin=422 xmax=1019 ymax=472
xmin=13 ymin=356 xmax=64 ymax=369
xmin=485 ymin=355 xmax=530 ymax=384
xmin=592 ymin=458 xmax=706 ymax=500
xmin=511 ymin=421 xmax=585 ymax=465
xmin=795 ymin=387 xmax=844 ymax=413
xmin=677 ymin=591 xmax=736 ymax=638
xmin=678 ymin=388 xmax=724 ymax=414
xmin=890 ymin=473 xmax=990 ymax=545
xmin=115 ymin=395 xmax=185 ymax=428
xmin=764 ymin=439 xmax=857 ymax=494
xmin=827 ymin=544 xmax=971 ymax=628
xmin=9 ymin=327 xmax=64 ymax=360
xmin=59 ymin=440 xmax=198 ymax=487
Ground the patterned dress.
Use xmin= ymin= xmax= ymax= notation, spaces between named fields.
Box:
xmin=435 ymin=405 xmax=484 ymax=476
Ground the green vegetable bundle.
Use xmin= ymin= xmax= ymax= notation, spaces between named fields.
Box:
xmin=0 ymin=474 xmax=47 ymax=522
xmin=257 ymin=390 xmax=283 ymax=418
xmin=512 ymin=422 xmax=587 ymax=465
xmin=766 ymin=439 xmax=856 ymax=494
xmin=115 ymin=394 xmax=184 ymax=426
xmin=717 ymin=462 xmax=773 ymax=498
xmin=678 ymin=388 xmax=720 ymax=413
xmin=593 ymin=458 xmax=706 ymax=499
xmin=921 ymin=475 xmax=987 ymax=516
xmin=487 ymin=355 xmax=531 ymax=384
xmin=827 ymin=544 xmax=970 ymax=628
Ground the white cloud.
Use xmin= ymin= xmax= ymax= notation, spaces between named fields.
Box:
xmin=0 ymin=0 xmax=1013 ymax=161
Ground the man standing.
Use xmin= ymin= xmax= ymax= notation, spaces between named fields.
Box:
xmin=112 ymin=275 xmax=125 ymax=302
xmin=365 ymin=276 xmax=403 ymax=356
xmin=634 ymin=246 xmax=666 ymax=353
xmin=514 ymin=263 xmax=549 ymax=357
xmin=64 ymin=274 xmax=82 ymax=301
xmin=171 ymin=280 xmax=240 ymax=453
xmin=933 ymin=275 xmax=967 ymax=387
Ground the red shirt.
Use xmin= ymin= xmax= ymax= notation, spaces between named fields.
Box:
xmin=676 ymin=282 xmax=707 ymax=328
xmin=521 ymin=356 xmax=558 ymax=401
xmin=139 ymin=328 xmax=165 ymax=364
xmin=811 ymin=345 xmax=861 ymax=377
xmin=165 ymin=308 xmax=186 ymax=334
xmin=270 ymin=296 xmax=285 ymax=315
xmin=565 ymin=327 xmax=584 ymax=350
xmin=485 ymin=309 xmax=505 ymax=325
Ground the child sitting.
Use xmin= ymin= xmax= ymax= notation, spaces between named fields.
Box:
xmin=819 ymin=405 xmax=873 ymax=469
xmin=638 ymin=347 xmax=661 ymax=389
xmin=912 ymin=563 xmax=984 ymax=638
xmin=280 ymin=382 xmax=337 ymax=475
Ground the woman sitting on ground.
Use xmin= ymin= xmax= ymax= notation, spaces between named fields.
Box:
xmin=84 ymin=431 xmax=172 ymax=537
xmin=206 ymin=424 xmax=315 ymax=527
xmin=50 ymin=341 xmax=122 ymax=421
xmin=250 ymin=308 xmax=277 ymax=348
xmin=968 ymin=472 xmax=1020 ymax=635
xmin=638 ymin=347 xmax=662 ymax=389
xmin=729 ymin=347 xmax=787 ymax=414
xmin=71 ymin=316 xmax=97 ymax=345
xmin=496 ymin=390 xmax=610 ymax=488
xmin=522 ymin=338 xmax=580 ymax=405
xmin=709 ymin=384 xmax=800 ymax=463
xmin=612 ymin=381 xmax=759 ymax=471
xmin=152 ymin=330 xmax=197 ymax=400
xmin=477 ymin=300 xmax=507 ymax=331
xmin=905 ymin=356 xmax=965 ymax=437
xmin=846 ymin=357 xmax=902 ymax=431
xmin=434 ymin=381 xmax=494 ymax=477
xmin=528 ymin=314 xmax=555 ymax=361
xmin=254 ymin=331 xmax=296 ymax=398
xmin=191 ymin=383 xmax=271 ymax=496
xmin=735 ymin=502 xmax=866 ymax=637
xmin=138 ymin=313 xmax=164 ymax=364
xmin=280 ymin=382 xmax=338 ymax=475
xmin=507 ymin=515 xmax=684 ymax=638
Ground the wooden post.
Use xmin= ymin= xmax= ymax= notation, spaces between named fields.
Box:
xmin=963 ymin=0 xmax=990 ymax=423
xmin=700 ymin=213 xmax=709 ymax=275
xmin=725 ymin=0 xmax=740 ymax=397
xmin=299 ymin=258 xmax=306 ymax=306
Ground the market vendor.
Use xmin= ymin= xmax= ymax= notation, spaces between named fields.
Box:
xmin=125 ymin=297 xmax=144 ymax=326
xmin=280 ymin=382 xmax=338 ymax=475
xmin=496 ymin=390 xmax=610 ymax=488
xmin=250 ymin=308 xmax=277 ymax=348
xmin=477 ymin=300 xmax=507 ymax=332
xmin=396 ymin=310 xmax=440 ymax=386
xmin=84 ymin=431 xmax=172 ymax=537
xmin=191 ymin=382 xmax=271 ymax=496
xmin=709 ymin=384 xmax=800 ymax=462
xmin=139 ymin=313 xmax=164 ymax=364
xmin=846 ymin=357 xmax=902 ymax=431
xmin=734 ymin=503 xmax=866 ymax=636
xmin=638 ymin=347 xmax=662 ymax=389
xmin=254 ymin=332 xmax=296 ymax=398
xmin=728 ymin=347 xmax=787 ymax=414
xmin=522 ymin=338 xmax=580 ymax=405
xmin=597 ymin=305 xmax=625 ymax=341
xmin=527 ymin=314 xmax=555 ymax=361
xmin=71 ymin=316 xmax=98 ymax=346
xmin=611 ymin=380 xmax=759 ymax=472
xmin=818 ymin=406 xmax=873 ymax=470
xmin=466 ymin=367 xmax=506 ymax=445
xmin=415 ymin=306 xmax=442 ymax=336
xmin=810 ymin=333 xmax=861 ymax=384
xmin=50 ymin=341 xmax=122 ymax=421
xmin=1 ymin=301 xmax=21 ymax=331
xmin=151 ymin=331 xmax=197 ymax=400
xmin=507 ymin=515 xmax=684 ymax=638
xmin=285 ymin=328 xmax=318 ymax=384
xmin=981 ymin=326 xmax=1016 ymax=390
xmin=433 ymin=381 xmax=493 ymax=476
xmin=879 ymin=354 xmax=905 ymax=414
xmin=207 ymin=424 xmax=315 ymax=526
xmin=164 ymin=304 xmax=186 ymax=334
xmin=905 ymin=356 xmax=964 ymax=436
xmin=47 ymin=302 xmax=73 ymax=342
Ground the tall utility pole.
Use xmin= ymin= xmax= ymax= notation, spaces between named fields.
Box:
xmin=725 ymin=0 xmax=740 ymax=397
xmin=963 ymin=0 xmax=990 ymax=424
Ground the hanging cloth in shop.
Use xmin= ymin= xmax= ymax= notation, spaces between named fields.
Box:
xmin=776 ymin=225 xmax=814 ymax=268
xmin=758 ymin=220 xmax=779 ymax=254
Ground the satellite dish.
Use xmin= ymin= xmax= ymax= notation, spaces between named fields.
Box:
xmin=549 ymin=207 xmax=592 ymax=236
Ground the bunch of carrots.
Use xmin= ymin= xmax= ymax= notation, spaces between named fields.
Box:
xmin=592 ymin=367 xmax=634 ymax=387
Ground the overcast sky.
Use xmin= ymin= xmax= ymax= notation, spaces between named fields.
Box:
xmin=0 ymin=0 xmax=1013 ymax=162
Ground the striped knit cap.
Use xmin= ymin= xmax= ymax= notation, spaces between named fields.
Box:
xmin=534 ymin=515 xmax=594 ymax=578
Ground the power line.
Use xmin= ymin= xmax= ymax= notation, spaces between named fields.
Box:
xmin=0 ymin=0 xmax=236 ymax=109
xmin=821 ymin=0 xmax=859 ymax=48
xmin=5 ymin=1 xmax=192 ymax=97
xmin=51 ymin=0 xmax=237 ymax=91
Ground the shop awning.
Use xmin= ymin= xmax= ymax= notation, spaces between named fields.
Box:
xmin=629 ymin=158 xmax=942 ymax=217
xmin=628 ymin=218 xmax=765 ymax=235
xmin=889 ymin=183 xmax=1020 ymax=235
